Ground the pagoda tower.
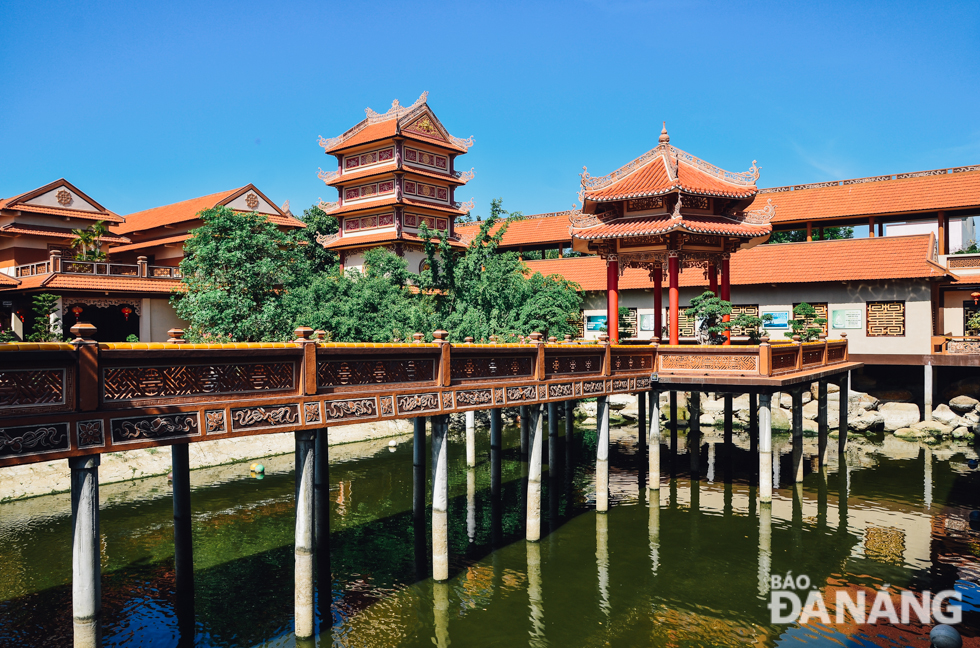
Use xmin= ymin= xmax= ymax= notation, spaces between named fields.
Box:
xmin=571 ymin=124 xmax=776 ymax=345
xmin=315 ymin=92 xmax=475 ymax=273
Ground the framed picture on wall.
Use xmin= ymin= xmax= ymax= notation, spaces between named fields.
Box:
xmin=761 ymin=310 xmax=789 ymax=329
xmin=640 ymin=314 xmax=656 ymax=331
xmin=586 ymin=315 xmax=607 ymax=331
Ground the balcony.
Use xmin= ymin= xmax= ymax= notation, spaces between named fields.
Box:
xmin=4 ymin=251 xmax=181 ymax=281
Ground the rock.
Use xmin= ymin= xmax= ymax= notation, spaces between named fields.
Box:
xmin=803 ymin=419 xmax=819 ymax=433
xmin=912 ymin=420 xmax=953 ymax=436
xmin=894 ymin=427 xmax=926 ymax=438
xmin=855 ymin=394 xmax=880 ymax=411
xmin=953 ymin=427 xmax=974 ymax=439
xmin=850 ymin=413 xmax=882 ymax=432
xmin=771 ymin=407 xmax=791 ymax=431
xmin=879 ymin=402 xmax=920 ymax=431
xmin=779 ymin=391 xmax=811 ymax=409
xmin=949 ymin=395 xmax=980 ymax=413
xmin=699 ymin=413 xmax=717 ymax=427
xmin=732 ymin=394 xmax=751 ymax=411
xmin=736 ymin=409 xmax=750 ymax=424
xmin=802 ymin=401 xmax=819 ymax=420
xmin=932 ymin=404 xmax=959 ymax=426
xmin=702 ymin=398 xmax=726 ymax=413
xmin=869 ymin=389 xmax=914 ymax=403
xmin=810 ymin=382 xmax=840 ymax=399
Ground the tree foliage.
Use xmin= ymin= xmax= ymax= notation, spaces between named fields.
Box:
xmin=296 ymin=204 xmax=339 ymax=273
xmin=785 ymin=302 xmax=827 ymax=341
xmin=71 ymin=220 xmax=109 ymax=260
xmin=684 ymin=291 xmax=773 ymax=343
xmin=27 ymin=293 xmax=63 ymax=342
xmin=768 ymin=226 xmax=854 ymax=244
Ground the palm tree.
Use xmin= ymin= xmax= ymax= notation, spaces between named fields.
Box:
xmin=69 ymin=221 xmax=108 ymax=261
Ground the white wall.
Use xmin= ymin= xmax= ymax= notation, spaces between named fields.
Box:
xmin=889 ymin=216 xmax=977 ymax=251
xmin=139 ymin=297 xmax=189 ymax=342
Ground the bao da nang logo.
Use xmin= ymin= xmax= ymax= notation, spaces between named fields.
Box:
xmin=769 ymin=573 xmax=962 ymax=625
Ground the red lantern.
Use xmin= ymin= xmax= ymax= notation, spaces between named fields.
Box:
xmin=972 ymin=292 xmax=980 ymax=306
xmin=71 ymin=305 xmax=83 ymax=318
xmin=121 ymin=306 xmax=133 ymax=321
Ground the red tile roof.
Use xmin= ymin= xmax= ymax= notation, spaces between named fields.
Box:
xmin=524 ymin=234 xmax=948 ymax=290
xmin=456 ymin=212 xmax=576 ymax=247
xmin=0 ymin=179 xmax=124 ymax=223
xmin=108 ymin=234 xmax=191 ymax=254
xmin=0 ymin=225 xmax=131 ymax=244
xmin=0 ymin=273 xmax=20 ymax=287
xmin=571 ymin=214 xmax=771 ymax=240
xmin=750 ymin=167 xmax=980 ymax=224
xmin=323 ymin=120 xmax=399 ymax=154
xmin=114 ymin=185 xmax=304 ymax=235
xmin=3 ymin=273 xmax=182 ymax=293
xmin=321 ymin=230 xmax=466 ymax=250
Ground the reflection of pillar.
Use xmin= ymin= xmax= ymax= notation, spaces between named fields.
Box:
xmin=668 ymin=253 xmax=680 ymax=345
xmin=649 ymin=489 xmax=660 ymax=575
xmin=314 ymin=427 xmax=331 ymax=633
xmin=758 ymin=502 xmax=772 ymax=596
xmin=432 ymin=415 xmax=450 ymax=581
xmin=924 ymin=446 xmax=933 ymax=509
xmin=607 ymin=255 xmax=620 ymax=345
xmin=749 ymin=392 xmax=759 ymax=479
xmin=467 ymin=468 xmax=476 ymax=544
xmin=565 ymin=400 xmax=575 ymax=470
xmin=720 ymin=255 xmax=731 ymax=345
xmin=707 ymin=440 xmax=716 ymax=484
xmin=527 ymin=541 xmax=545 ymax=647
xmin=295 ymin=431 xmax=316 ymax=639
xmin=466 ymin=410 xmax=476 ymax=467
xmin=759 ymin=394 xmax=773 ymax=502
xmin=817 ymin=381 xmax=828 ymax=467
xmin=527 ymin=404 xmax=545 ymax=541
xmin=838 ymin=373 xmax=849 ymax=454
xmin=520 ymin=405 xmax=529 ymax=456
xmin=548 ymin=401 xmax=559 ymax=467
xmin=596 ymin=512 xmax=610 ymax=618
xmin=490 ymin=409 xmax=502 ymax=500
xmin=792 ymin=389 xmax=804 ymax=483
xmin=172 ymin=444 xmax=195 ymax=644
xmin=596 ymin=396 xmax=610 ymax=512
xmin=649 ymin=390 xmax=661 ymax=491
xmin=433 ymin=582 xmax=451 ymax=648
xmin=71 ymin=455 xmax=101 ymax=648
xmin=838 ymin=451 xmax=849 ymax=534
xmin=689 ymin=391 xmax=701 ymax=476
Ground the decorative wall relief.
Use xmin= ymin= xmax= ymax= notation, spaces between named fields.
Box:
xmin=396 ymin=393 xmax=440 ymax=414
xmin=456 ymin=389 xmax=492 ymax=406
xmin=103 ymin=363 xmax=295 ymax=401
xmin=583 ymin=381 xmax=605 ymax=394
xmin=323 ymin=398 xmax=377 ymax=421
xmin=76 ymin=420 xmax=105 ymax=448
xmin=612 ymin=379 xmax=630 ymax=391
xmin=506 ymin=386 xmax=536 ymax=402
xmin=451 ymin=356 xmax=533 ymax=380
xmin=0 ymin=423 xmax=70 ymax=458
xmin=549 ymin=383 xmax=573 ymax=398
xmin=379 ymin=397 xmax=394 ymax=416
xmin=659 ymin=354 xmax=759 ymax=373
xmin=318 ymin=358 xmax=434 ymax=387
xmin=231 ymin=405 xmax=300 ymax=431
xmin=547 ymin=355 xmax=601 ymax=375
xmin=205 ymin=410 xmax=226 ymax=434
xmin=110 ymin=414 xmax=199 ymax=444
xmin=304 ymin=402 xmax=323 ymax=425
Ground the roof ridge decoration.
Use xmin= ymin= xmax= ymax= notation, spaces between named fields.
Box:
xmin=318 ymin=167 xmax=339 ymax=185
xmin=315 ymin=231 xmax=340 ymax=247
xmin=318 ymin=92 xmax=430 ymax=152
xmin=743 ymin=198 xmax=777 ymax=224
xmin=317 ymin=199 xmax=338 ymax=213
xmin=458 ymin=168 xmax=476 ymax=183
xmin=758 ymin=163 xmax=980 ymax=194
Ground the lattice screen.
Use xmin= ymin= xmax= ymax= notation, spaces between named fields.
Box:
xmin=621 ymin=307 xmax=638 ymax=338
xmin=965 ymin=301 xmax=980 ymax=335
xmin=677 ymin=307 xmax=696 ymax=337
xmin=793 ymin=302 xmax=828 ymax=334
xmin=867 ymin=301 xmax=906 ymax=337
xmin=570 ymin=312 xmax=585 ymax=338
xmin=730 ymin=304 xmax=760 ymax=336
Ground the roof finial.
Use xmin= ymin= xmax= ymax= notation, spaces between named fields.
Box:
xmin=659 ymin=121 xmax=670 ymax=145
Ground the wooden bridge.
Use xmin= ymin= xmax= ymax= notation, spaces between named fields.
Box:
xmin=0 ymin=323 xmax=857 ymax=646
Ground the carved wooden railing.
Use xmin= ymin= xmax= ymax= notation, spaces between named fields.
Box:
xmin=941 ymin=337 xmax=980 ymax=354
xmin=8 ymin=253 xmax=182 ymax=281
xmin=0 ymin=328 xmax=848 ymax=469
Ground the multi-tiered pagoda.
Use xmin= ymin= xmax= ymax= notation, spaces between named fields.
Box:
xmin=572 ymin=124 xmax=776 ymax=345
xmin=316 ymin=92 xmax=475 ymax=273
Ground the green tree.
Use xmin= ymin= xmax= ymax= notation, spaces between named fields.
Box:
xmin=685 ymin=291 xmax=732 ymax=344
xmin=297 ymin=204 xmax=339 ymax=273
xmin=955 ymin=240 xmax=979 ymax=254
xmin=172 ymin=206 xmax=310 ymax=342
xmin=769 ymin=226 xmax=854 ymax=243
xmin=966 ymin=310 xmax=980 ymax=335
xmin=71 ymin=220 xmax=110 ymax=260
xmin=27 ymin=293 xmax=63 ymax=342
xmin=785 ymin=302 xmax=827 ymax=341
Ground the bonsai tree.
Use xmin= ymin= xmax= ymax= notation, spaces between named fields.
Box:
xmin=785 ymin=302 xmax=827 ymax=341
xmin=731 ymin=311 xmax=774 ymax=343
xmin=685 ymin=291 xmax=732 ymax=344
xmin=966 ymin=310 xmax=980 ymax=336
xmin=27 ymin=293 xmax=63 ymax=342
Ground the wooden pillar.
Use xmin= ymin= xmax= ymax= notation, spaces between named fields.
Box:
xmin=838 ymin=374 xmax=849 ymax=454
xmin=653 ymin=266 xmax=663 ymax=340
xmin=490 ymin=409 xmax=502 ymax=499
xmin=172 ymin=444 xmax=194 ymax=643
xmin=558 ymin=245 xmax=563 ymax=259
xmin=818 ymin=226 xmax=824 ymax=241
xmin=668 ymin=254 xmax=680 ymax=345
xmin=520 ymin=405 xmax=529 ymax=456
xmin=869 ymin=216 xmax=876 ymax=238
xmin=720 ymin=255 xmax=731 ymax=345
xmin=878 ymin=220 xmax=884 ymax=237
xmin=938 ymin=211 xmax=949 ymax=255
xmin=708 ymin=262 xmax=718 ymax=296
xmin=607 ymin=255 xmax=620 ymax=344
xmin=791 ymin=389 xmax=804 ymax=483
xmin=689 ymin=391 xmax=701 ymax=475
xmin=817 ymin=381 xmax=829 ymax=467
xmin=932 ymin=281 xmax=945 ymax=336
xmin=806 ymin=221 xmax=813 ymax=242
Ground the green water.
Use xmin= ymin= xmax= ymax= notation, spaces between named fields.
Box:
xmin=1 ymin=419 xmax=979 ymax=647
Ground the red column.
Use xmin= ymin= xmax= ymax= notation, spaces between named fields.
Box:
xmin=721 ymin=256 xmax=731 ymax=345
xmin=708 ymin=262 xmax=718 ymax=297
xmin=607 ymin=256 xmax=619 ymax=344
xmin=668 ymin=254 xmax=679 ymax=345
xmin=653 ymin=265 xmax=663 ymax=341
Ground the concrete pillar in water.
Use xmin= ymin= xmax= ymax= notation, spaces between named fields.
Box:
xmin=465 ymin=410 xmax=476 ymax=467
xmin=171 ymin=444 xmax=194 ymax=642
xmin=71 ymin=455 xmax=101 ymax=648
xmin=294 ymin=431 xmax=316 ymax=639
xmin=520 ymin=405 xmax=529 ymax=456
xmin=490 ymin=409 xmax=502 ymax=499
xmin=638 ymin=391 xmax=647 ymax=450
xmin=526 ymin=404 xmax=545 ymax=541
xmin=433 ymin=582 xmax=451 ymax=648
xmin=596 ymin=511 xmax=610 ymax=618
xmin=758 ymin=501 xmax=772 ymax=596
xmin=817 ymin=380 xmax=829 ymax=467
xmin=924 ymin=364 xmax=934 ymax=421
xmin=432 ymin=415 xmax=450 ymax=581
xmin=527 ymin=541 xmax=545 ymax=647
xmin=689 ymin=391 xmax=701 ymax=475
xmin=596 ymin=395 xmax=610 ymax=512
xmin=648 ymin=390 xmax=661 ymax=491
xmin=759 ymin=393 xmax=773 ymax=503
xmin=792 ymin=388 xmax=804 ymax=483
xmin=838 ymin=372 xmax=849 ymax=454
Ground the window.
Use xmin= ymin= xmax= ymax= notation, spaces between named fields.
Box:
xmin=867 ymin=301 xmax=905 ymax=337
xmin=965 ymin=301 xmax=980 ymax=336
xmin=730 ymin=304 xmax=760 ymax=336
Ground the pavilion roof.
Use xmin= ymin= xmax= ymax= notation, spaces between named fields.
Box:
xmin=524 ymin=233 xmax=950 ymax=289
xmin=748 ymin=165 xmax=980 ymax=225
xmin=0 ymin=224 xmax=131 ymax=244
xmin=569 ymin=213 xmax=771 ymax=240
xmin=580 ymin=125 xmax=759 ymax=204
xmin=320 ymin=92 xmax=473 ymax=155
xmin=0 ymin=273 xmax=20 ymax=287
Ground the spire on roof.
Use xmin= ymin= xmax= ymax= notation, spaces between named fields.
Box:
xmin=659 ymin=122 xmax=670 ymax=145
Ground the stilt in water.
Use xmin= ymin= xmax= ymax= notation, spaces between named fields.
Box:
xmin=758 ymin=499 xmax=772 ymax=596
xmin=465 ymin=410 xmax=476 ymax=467
xmin=648 ymin=389 xmax=661 ymax=491
xmin=171 ymin=444 xmax=195 ymax=646
xmin=759 ymin=393 xmax=773 ymax=503
xmin=596 ymin=512 xmax=610 ymax=619
xmin=431 ymin=415 xmax=450 ymax=581
xmin=596 ymin=395 xmax=610 ymax=512
xmin=413 ymin=418 xmax=427 ymax=581
xmin=433 ymin=582 xmax=451 ymax=648
xmin=565 ymin=400 xmax=575 ymax=471
xmin=791 ymin=388 xmax=804 ymax=483
xmin=71 ymin=455 xmax=102 ymax=648
xmin=526 ymin=404 xmax=545 ymax=541
xmin=294 ymin=431 xmax=316 ymax=640
xmin=527 ymin=541 xmax=545 ymax=646
xmin=490 ymin=409 xmax=502 ymax=499
xmin=520 ymin=405 xmax=529 ymax=457
xmin=838 ymin=372 xmax=849 ymax=454
xmin=817 ymin=380 xmax=829 ymax=467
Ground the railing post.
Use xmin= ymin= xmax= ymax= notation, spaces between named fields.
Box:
xmin=599 ymin=332 xmax=611 ymax=376
xmin=49 ymin=249 xmax=62 ymax=273
xmin=136 ymin=255 xmax=148 ymax=278
xmin=819 ymin=332 xmax=828 ymax=365
xmin=433 ymin=330 xmax=451 ymax=387
xmin=530 ymin=332 xmax=545 ymax=380
xmin=841 ymin=332 xmax=848 ymax=361
xmin=71 ymin=323 xmax=100 ymax=412
xmin=294 ymin=327 xmax=317 ymax=395
xmin=758 ymin=336 xmax=770 ymax=375
xmin=793 ymin=335 xmax=803 ymax=371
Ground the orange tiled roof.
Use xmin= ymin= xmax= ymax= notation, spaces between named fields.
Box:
xmin=0 ymin=225 xmax=131 ymax=244
xmin=327 ymin=196 xmax=465 ymax=217
xmin=456 ymin=212 xmax=576 ymax=247
xmin=108 ymin=234 xmax=191 ymax=254
xmin=4 ymin=273 xmax=183 ymax=293
xmin=524 ymin=234 xmax=948 ymax=290
xmin=571 ymin=214 xmax=771 ymax=240
xmin=114 ymin=185 xmax=304 ymax=235
xmin=323 ymin=120 xmax=400 ymax=154
xmin=0 ymin=179 xmax=124 ymax=223
xmin=0 ymin=273 xmax=20 ymax=287
xmin=321 ymin=230 xmax=466 ymax=251
xmin=750 ymin=166 xmax=980 ymax=224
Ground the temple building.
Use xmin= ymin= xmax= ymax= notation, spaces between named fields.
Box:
xmin=314 ymin=92 xmax=475 ymax=273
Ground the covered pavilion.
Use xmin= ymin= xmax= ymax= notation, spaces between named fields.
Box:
xmin=571 ymin=124 xmax=776 ymax=344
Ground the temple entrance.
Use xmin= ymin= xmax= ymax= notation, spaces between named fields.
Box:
xmin=64 ymin=301 xmax=139 ymax=342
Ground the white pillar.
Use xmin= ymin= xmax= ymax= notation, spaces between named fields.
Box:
xmin=924 ymin=364 xmax=934 ymax=421
xmin=70 ymin=455 xmax=101 ymax=648
xmin=758 ymin=500 xmax=772 ymax=596
xmin=648 ymin=390 xmax=661 ymax=491
xmin=759 ymin=394 xmax=773 ymax=503
xmin=465 ymin=410 xmax=476 ymax=467
xmin=294 ymin=431 xmax=316 ymax=639
xmin=596 ymin=396 xmax=610 ymax=512
xmin=432 ymin=415 xmax=450 ymax=581
xmin=526 ymin=404 xmax=544 ymax=541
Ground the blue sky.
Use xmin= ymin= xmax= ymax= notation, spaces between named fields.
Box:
xmin=1 ymin=0 xmax=978 ymax=222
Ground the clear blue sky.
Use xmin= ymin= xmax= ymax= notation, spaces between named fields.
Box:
xmin=1 ymin=0 xmax=978 ymax=223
